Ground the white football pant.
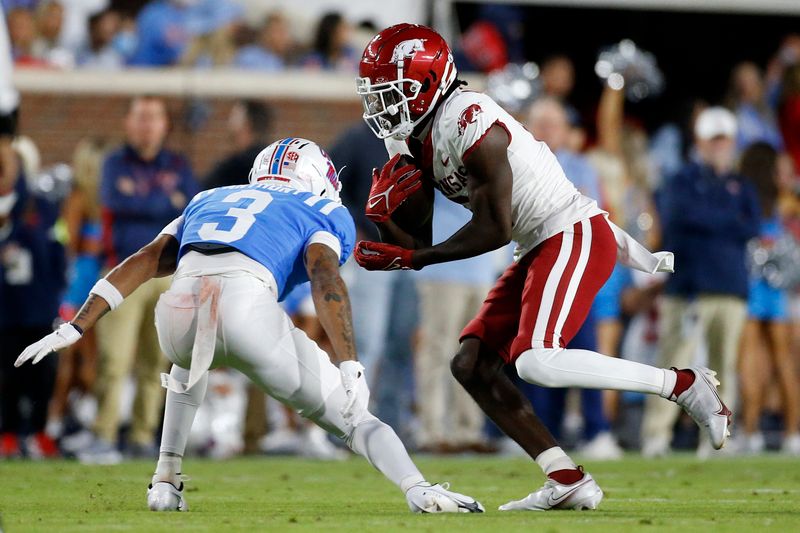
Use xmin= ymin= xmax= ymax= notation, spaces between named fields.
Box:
xmin=153 ymin=267 xmax=423 ymax=491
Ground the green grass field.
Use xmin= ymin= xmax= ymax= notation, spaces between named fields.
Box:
xmin=1 ymin=455 xmax=799 ymax=532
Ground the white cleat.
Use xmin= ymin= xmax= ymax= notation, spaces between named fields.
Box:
xmin=499 ymin=471 xmax=603 ymax=511
xmin=674 ymin=367 xmax=731 ymax=450
xmin=147 ymin=481 xmax=188 ymax=512
xmin=406 ymin=482 xmax=484 ymax=513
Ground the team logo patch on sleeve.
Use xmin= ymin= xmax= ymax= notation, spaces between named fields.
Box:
xmin=457 ymin=104 xmax=483 ymax=136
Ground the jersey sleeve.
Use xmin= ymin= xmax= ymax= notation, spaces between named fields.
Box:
xmin=448 ymin=94 xmax=511 ymax=162
xmin=326 ymin=205 xmax=357 ymax=265
xmin=159 ymin=215 xmax=184 ymax=241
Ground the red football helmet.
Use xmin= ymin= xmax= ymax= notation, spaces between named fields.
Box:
xmin=357 ymin=24 xmax=457 ymax=140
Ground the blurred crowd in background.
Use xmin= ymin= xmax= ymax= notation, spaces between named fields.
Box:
xmin=3 ymin=0 xmax=800 ymax=465
xmin=4 ymin=0 xmax=377 ymax=71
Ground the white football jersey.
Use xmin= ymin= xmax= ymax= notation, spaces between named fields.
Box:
xmin=386 ymin=88 xmax=604 ymax=259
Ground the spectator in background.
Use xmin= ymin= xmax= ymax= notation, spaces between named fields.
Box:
xmin=56 ymin=0 xmax=109 ymax=55
xmin=0 ymin=161 xmax=66 ymax=459
xmin=727 ymin=62 xmax=784 ymax=151
xmin=539 ymin=54 xmax=580 ymax=127
xmin=75 ymin=8 xmax=123 ymax=68
xmin=301 ymin=12 xmax=357 ymax=72
xmin=737 ymin=142 xmax=800 ymax=455
xmin=527 ymin=97 xmax=601 ymax=200
xmin=46 ymin=137 xmax=111 ymax=448
xmin=129 ymin=0 xmax=191 ymax=66
xmin=779 ymin=64 xmax=800 ymax=172
xmin=7 ymin=7 xmax=42 ymax=65
xmin=588 ymin=84 xmax=663 ymax=421
xmin=179 ymin=0 xmax=242 ymax=68
xmin=414 ymin=193 xmax=495 ymax=454
xmin=204 ymin=100 xmax=272 ymax=190
xmin=233 ymin=12 xmax=293 ymax=71
xmin=642 ymin=107 xmax=760 ymax=458
xmin=30 ymin=0 xmax=76 ymax=68
xmin=78 ymin=95 xmax=198 ymax=464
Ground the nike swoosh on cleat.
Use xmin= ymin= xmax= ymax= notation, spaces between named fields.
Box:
xmin=698 ymin=372 xmax=729 ymax=421
xmin=545 ymin=479 xmax=591 ymax=508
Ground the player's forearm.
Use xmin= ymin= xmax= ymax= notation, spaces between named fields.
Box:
xmin=72 ymin=236 xmax=178 ymax=332
xmin=412 ymin=217 xmax=510 ymax=269
xmin=310 ymin=271 xmax=358 ymax=364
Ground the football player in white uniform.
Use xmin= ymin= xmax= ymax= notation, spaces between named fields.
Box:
xmin=354 ymin=24 xmax=732 ymax=511
xmin=15 ymin=138 xmax=484 ymax=515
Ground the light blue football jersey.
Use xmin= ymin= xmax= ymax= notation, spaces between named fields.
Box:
xmin=173 ymin=183 xmax=355 ymax=301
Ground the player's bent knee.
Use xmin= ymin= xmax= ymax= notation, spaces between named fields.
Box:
xmin=515 ymin=348 xmax=563 ymax=388
xmin=451 ymin=342 xmax=480 ymax=386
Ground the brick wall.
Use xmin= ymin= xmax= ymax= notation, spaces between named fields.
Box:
xmin=18 ymin=93 xmax=363 ymax=179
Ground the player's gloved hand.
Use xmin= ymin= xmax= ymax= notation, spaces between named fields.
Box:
xmin=14 ymin=323 xmax=82 ymax=367
xmin=339 ymin=360 xmax=370 ymax=427
xmin=354 ymin=241 xmax=415 ymax=271
xmin=365 ymin=153 xmax=423 ymax=223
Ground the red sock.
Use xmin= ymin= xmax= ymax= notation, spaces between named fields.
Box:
xmin=671 ymin=368 xmax=695 ymax=398
xmin=548 ymin=468 xmax=584 ymax=485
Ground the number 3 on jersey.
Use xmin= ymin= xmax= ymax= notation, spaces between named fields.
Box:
xmin=198 ymin=190 xmax=273 ymax=243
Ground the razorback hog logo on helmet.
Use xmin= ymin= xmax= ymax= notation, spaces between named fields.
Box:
xmin=457 ymin=104 xmax=483 ymax=136
xmin=391 ymin=39 xmax=425 ymax=64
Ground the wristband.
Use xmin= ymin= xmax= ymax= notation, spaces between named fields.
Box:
xmin=69 ymin=322 xmax=84 ymax=336
xmin=90 ymin=278 xmax=124 ymax=310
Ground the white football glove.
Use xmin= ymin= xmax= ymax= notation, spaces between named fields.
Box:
xmin=339 ymin=360 xmax=370 ymax=427
xmin=14 ymin=323 xmax=82 ymax=367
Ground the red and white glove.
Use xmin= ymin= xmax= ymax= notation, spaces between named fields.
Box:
xmin=354 ymin=241 xmax=415 ymax=271
xmin=365 ymin=153 xmax=423 ymax=223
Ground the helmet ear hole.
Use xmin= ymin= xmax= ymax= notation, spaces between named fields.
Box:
xmin=420 ymin=78 xmax=431 ymax=94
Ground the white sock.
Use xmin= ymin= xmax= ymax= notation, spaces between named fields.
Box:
xmin=535 ymin=446 xmax=577 ymax=475
xmin=516 ymin=348 xmax=668 ymax=395
xmin=348 ymin=417 xmax=425 ymax=493
xmin=154 ymin=453 xmax=182 ymax=483
xmin=661 ymin=368 xmax=677 ymax=399
xmin=157 ymin=365 xmax=208 ymax=466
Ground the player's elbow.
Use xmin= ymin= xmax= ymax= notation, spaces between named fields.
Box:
xmin=486 ymin=217 xmax=512 ymax=249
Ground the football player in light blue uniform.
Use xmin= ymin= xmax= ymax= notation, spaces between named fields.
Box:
xmin=15 ymin=138 xmax=483 ymax=514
